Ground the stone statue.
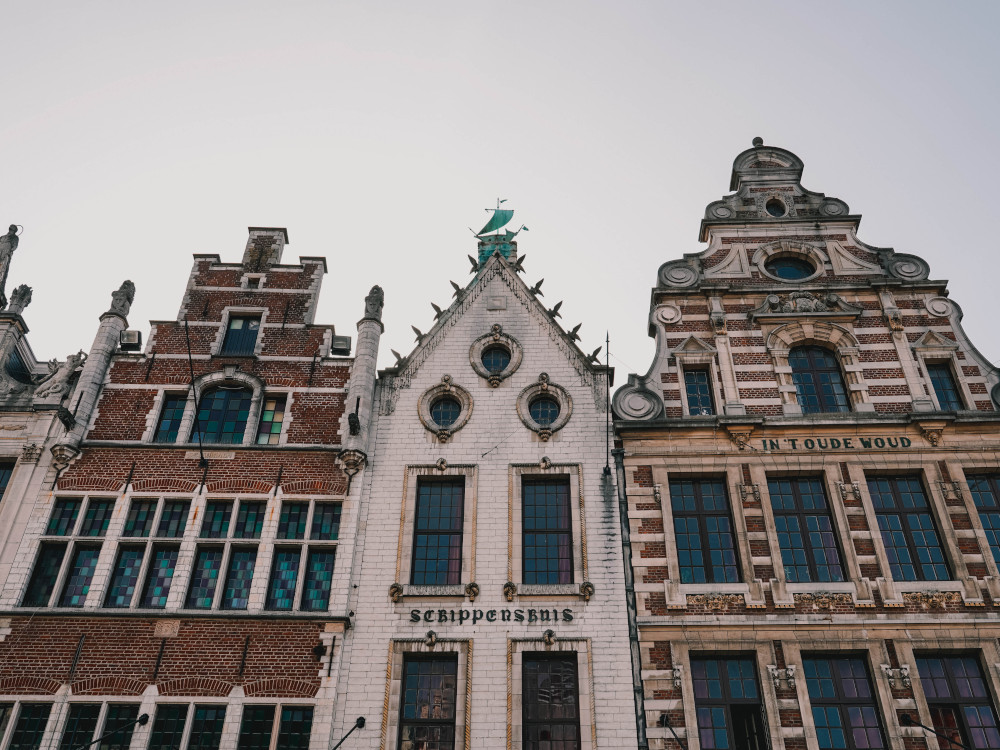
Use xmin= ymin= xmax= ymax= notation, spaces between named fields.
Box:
xmin=364 ymin=285 xmax=384 ymax=321
xmin=0 ymin=225 xmax=20 ymax=310
xmin=107 ymin=280 xmax=135 ymax=317
xmin=7 ymin=285 xmax=31 ymax=315
xmin=34 ymin=351 xmax=87 ymax=400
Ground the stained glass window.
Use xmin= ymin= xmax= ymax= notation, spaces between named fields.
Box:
xmin=523 ymin=653 xmax=580 ymax=750
xmin=928 ymin=362 xmax=964 ymax=411
xmin=411 ymin=480 xmax=464 ymax=586
xmin=80 ymin=499 xmax=114 ymax=536
xmin=804 ymin=656 xmax=885 ymax=749
xmin=22 ymin=542 xmax=66 ymax=606
xmin=916 ymin=654 xmax=1000 ymax=750
xmin=47 ymin=499 xmax=82 ymax=536
xmin=969 ymin=475 xmax=1000 ymax=566
xmin=789 ymin=346 xmax=850 ymax=414
xmin=234 ymin=501 xmax=265 ymax=539
xmin=237 ymin=705 xmax=275 ymax=750
xmin=255 ymin=395 xmax=286 ymax=445
xmin=691 ymin=656 xmax=769 ymax=750
xmin=122 ymin=499 xmax=156 ymax=537
xmin=99 ymin=704 xmax=140 ymax=750
xmin=105 ymin=546 xmax=145 ymax=607
xmin=195 ymin=387 xmax=252 ymax=445
xmin=684 ymin=369 xmax=715 ymax=416
xmin=222 ymin=548 xmax=257 ymax=609
xmin=266 ymin=549 xmax=301 ymax=610
xmin=278 ymin=502 xmax=308 ymax=540
xmin=310 ymin=504 xmax=341 ymax=540
xmin=221 ymin=316 xmax=260 ymax=356
xmin=186 ymin=547 xmax=224 ymax=609
xmin=187 ymin=705 xmax=226 ymax=750
xmin=154 ymin=395 xmax=187 ymax=443
xmin=868 ymin=476 xmax=949 ymax=581
xmin=141 ymin=546 xmax=179 ymax=608
xmin=156 ymin=500 xmax=190 ymax=538
xmin=200 ymin=501 xmax=233 ymax=538
xmin=399 ymin=655 xmax=458 ymax=750
xmin=301 ymin=549 xmax=335 ymax=611
xmin=523 ymin=478 xmax=573 ymax=585
xmin=768 ymin=477 xmax=844 ymax=583
xmin=148 ymin=704 xmax=188 ymax=750
xmin=8 ymin=703 xmax=52 ymax=750
xmin=276 ymin=706 xmax=313 ymax=749
xmin=670 ymin=479 xmax=741 ymax=584
xmin=59 ymin=703 xmax=101 ymax=749
xmin=60 ymin=545 xmax=101 ymax=606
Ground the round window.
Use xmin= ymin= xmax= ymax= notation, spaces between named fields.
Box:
xmin=764 ymin=256 xmax=815 ymax=280
xmin=431 ymin=397 xmax=462 ymax=427
xmin=765 ymin=199 xmax=786 ymax=217
xmin=529 ymin=396 xmax=561 ymax=426
xmin=481 ymin=346 xmax=511 ymax=374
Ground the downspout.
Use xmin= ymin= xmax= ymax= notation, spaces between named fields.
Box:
xmin=614 ymin=446 xmax=649 ymax=750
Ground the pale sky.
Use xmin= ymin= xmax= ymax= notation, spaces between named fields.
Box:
xmin=3 ymin=1 xmax=999 ymax=387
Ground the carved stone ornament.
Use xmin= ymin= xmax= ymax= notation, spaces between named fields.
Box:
xmin=612 ymin=374 xmax=665 ymax=422
xmin=539 ymin=456 xmax=551 ymax=470
xmin=886 ymin=308 xmax=904 ymax=332
xmin=0 ymin=225 xmax=20 ymax=310
xmin=837 ymin=481 xmax=861 ymax=502
xmin=7 ymin=285 xmax=31 ymax=315
xmin=670 ymin=664 xmax=683 ymax=689
xmin=34 ymin=351 xmax=86 ymax=403
xmin=880 ymin=663 xmax=911 ymax=689
xmin=767 ymin=664 xmax=797 ymax=690
xmin=435 ymin=458 xmax=448 ymax=472
xmin=20 ymin=443 xmax=41 ymax=463
xmin=337 ymin=448 xmax=367 ymax=478
xmin=579 ymin=581 xmax=595 ymax=602
xmin=657 ymin=260 xmax=699 ymax=288
xmin=710 ymin=310 xmax=727 ymax=336
xmin=503 ymin=581 xmax=518 ymax=602
xmin=748 ymin=291 xmax=862 ymax=323
xmin=424 ymin=630 xmax=437 ymax=648
xmin=516 ymin=374 xmax=573 ymax=440
xmin=50 ymin=442 xmax=79 ymax=469
xmin=885 ymin=253 xmax=930 ymax=281
xmin=925 ymin=296 xmax=953 ymax=318
xmin=465 ymin=582 xmax=480 ymax=602
xmin=690 ymin=593 xmax=743 ymax=611
xmin=916 ymin=420 xmax=949 ymax=447
xmin=107 ymin=280 xmax=136 ymax=318
xmin=469 ymin=323 xmax=523 ymax=387
xmin=417 ymin=376 xmax=474 ymax=442
xmin=738 ymin=484 xmax=761 ymax=503
xmin=797 ymin=592 xmax=853 ymax=610
xmin=903 ymin=591 xmax=961 ymax=609
xmin=542 ymin=629 xmax=556 ymax=646
xmin=726 ymin=425 xmax=754 ymax=451
xmin=363 ymin=285 xmax=384 ymax=322
xmin=388 ymin=582 xmax=403 ymax=603
xmin=653 ymin=304 xmax=682 ymax=326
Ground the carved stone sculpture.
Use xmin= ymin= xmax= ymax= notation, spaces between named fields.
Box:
xmin=364 ymin=285 xmax=384 ymax=321
xmin=7 ymin=285 xmax=31 ymax=315
xmin=34 ymin=351 xmax=87 ymax=400
xmin=0 ymin=225 xmax=20 ymax=310
xmin=107 ymin=280 xmax=136 ymax=318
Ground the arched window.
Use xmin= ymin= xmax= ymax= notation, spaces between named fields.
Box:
xmin=789 ymin=345 xmax=850 ymax=414
xmin=195 ymin=386 xmax=253 ymax=444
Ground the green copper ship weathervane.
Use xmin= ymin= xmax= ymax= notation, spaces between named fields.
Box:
xmin=472 ymin=199 xmax=528 ymax=264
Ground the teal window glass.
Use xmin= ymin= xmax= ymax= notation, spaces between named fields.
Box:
xmin=195 ymin=387 xmax=252 ymax=445
xmin=221 ymin=316 xmax=260 ymax=356
xmin=122 ymin=499 xmax=156 ymax=537
xmin=105 ymin=546 xmax=145 ymax=607
xmin=237 ymin=705 xmax=275 ymax=750
xmin=255 ymin=395 xmax=286 ymax=445
xmin=692 ymin=656 xmax=768 ymax=750
xmin=277 ymin=706 xmax=314 ymax=750
xmin=186 ymin=547 xmax=224 ymax=609
xmin=60 ymin=545 xmax=101 ymax=606
xmin=59 ymin=703 xmax=101 ymax=750
xmin=670 ymin=479 xmax=741 ymax=584
xmin=266 ymin=549 xmax=301 ymax=611
xmin=768 ymin=477 xmax=844 ymax=583
xmin=200 ymin=501 xmax=233 ymax=538
xmin=765 ymin=256 xmax=813 ymax=279
xmin=790 ymin=345 xmax=850 ymax=414
xmin=154 ymin=395 xmax=187 ymax=443
xmin=9 ymin=703 xmax=52 ymax=750
xmin=868 ymin=476 xmax=949 ymax=582
xmin=148 ymin=704 xmax=188 ymax=750
xmin=234 ymin=501 xmax=265 ymax=539
xmin=222 ymin=548 xmax=257 ymax=610
xmin=156 ymin=500 xmax=190 ymax=537
xmin=47 ymin=499 xmax=82 ymax=536
xmin=187 ymin=706 xmax=226 ymax=750
xmin=79 ymin=499 xmax=114 ymax=536
xmin=928 ymin=363 xmax=964 ymax=411
xmin=278 ymin=502 xmax=308 ymax=539
xmin=310 ymin=503 xmax=341 ymax=540
xmin=302 ymin=549 xmax=336 ymax=611
xmin=22 ymin=542 xmax=67 ymax=606
xmin=970 ymin=475 xmax=1000 ymax=566
xmin=99 ymin=704 xmax=140 ymax=750
xmin=141 ymin=546 xmax=179 ymax=608
xmin=804 ymin=656 xmax=885 ymax=750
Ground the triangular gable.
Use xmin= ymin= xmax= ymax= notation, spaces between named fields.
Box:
xmin=912 ymin=329 xmax=958 ymax=351
xmin=826 ymin=240 xmax=881 ymax=275
xmin=704 ymin=247 xmax=750 ymax=278
xmin=674 ymin=336 xmax=716 ymax=354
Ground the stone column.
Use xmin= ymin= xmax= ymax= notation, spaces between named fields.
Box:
xmin=338 ymin=285 xmax=384 ymax=477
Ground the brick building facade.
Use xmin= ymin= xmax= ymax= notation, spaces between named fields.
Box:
xmin=613 ymin=140 xmax=1000 ymax=750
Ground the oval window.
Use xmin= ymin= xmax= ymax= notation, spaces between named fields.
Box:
xmin=431 ymin=397 xmax=462 ymax=427
xmin=765 ymin=199 xmax=786 ymax=217
xmin=481 ymin=346 xmax=511 ymax=374
xmin=765 ymin=256 xmax=815 ymax=280
xmin=529 ymin=396 xmax=561 ymax=426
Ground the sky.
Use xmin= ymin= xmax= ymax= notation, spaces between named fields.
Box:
xmin=3 ymin=1 xmax=999 ymax=387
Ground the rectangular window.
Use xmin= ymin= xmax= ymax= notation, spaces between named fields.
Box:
xmin=9 ymin=703 xmax=52 ymax=750
xmin=221 ymin=315 xmax=261 ymax=356
xmin=122 ymin=499 xmax=156 ymax=537
xmin=804 ymin=655 xmax=886 ymax=749
xmin=868 ymin=476 xmax=949 ymax=581
xmin=255 ymin=395 xmax=286 ymax=445
xmin=60 ymin=545 xmax=101 ymax=606
xmin=522 ymin=478 xmax=573 ymax=585
xmin=691 ymin=656 xmax=769 ymax=750
xmin=186 ymin=547 xmax=224 ymax=609
xmin=0 ymin=462 xmax=13 ymax=501
xmin=156 ymin=500 xmax=190 ymax=538
xmin=141 ymin=546 xmax=179 ymax=608
xmin=670 ymin=479 xmax=741 ymax=583
xmin=411 ymin=480 xmax=464 ymax=586
xmin=105 ymin=546 xmax=145 ymax=607
xmin=969 ymin=475 xmax=1000 ymax=567
xmin=79 ymin=499 xmax=114 ymax=537
xmin=311 ymin=503 xmax=341 ymax=540
xmin=916 ymin=654 xmax=1000 ymax=750
xmin=278 ymin=502 xmax=308 ymax=539
xmin=99 ymin=704 xmax=141 ymax=750
xmin=59 ymin=703 xmax=101 ymax=749
xmin=187 ymin=705 xmax=226 ymax=750
xmin=148 ymin=704 xmax=188 ymax=750
xmin=399 ymin=655 xmax=458 ymax=750
xmin=154 ymin=395 xmax=187 ymax=443
xmin=47 ymin=499 xmax=81 ymax=536
xmin=200 ymin=501 xmax=233 ymax=538
xmin=222 ymin=548 xmax=257 ymax=609
xmin=684 ymin=368 xmax=715 ymax=416
xmin=523 ymin=653 xmax=581 ymax=750
xmin=237 ymin=705 xmax=275 ymax=750
xmin=266 ymin=548 xmax=301 ymax=611
xmin=276 ymin=706 xmax=313 ymax=749
xmin=301 ymin=549 xmax=335 ymax=611
xmin=768 ymin=477 xmax=844 ymax=583
xmin=234 ymin=501 xmax=265 ymax=539
xmin=22 ymin=542 xmax=67 ymax=606
xmin=928 ymin=362 xmax=964 ymax=411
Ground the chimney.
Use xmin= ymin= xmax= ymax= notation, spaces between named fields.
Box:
xmin=243 ymin=227 xmax=289 ymax=270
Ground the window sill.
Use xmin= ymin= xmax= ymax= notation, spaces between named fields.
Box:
xmin=517 ymin=584 xmax=581 ymax=597
xmin=401 ymin=584 xmax=466 ymax=598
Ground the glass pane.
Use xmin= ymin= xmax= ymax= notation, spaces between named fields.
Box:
xmin=301 ymin=549 xmax=336 ymax=611
xmin=430 ymin=398 xmax=461 ymax=427
xmin=278 ymin=502 xmax=308 ymax=540
xmin=105 ymin=547 xmax=145 ymax=607
xmin=99 ymin=704 xmax=141 ymax=750
xmin=523 ymin=654 xmax=580 ymax=750
xmin=529 ymin=397 xmax=561 ymax=426
xmin=523 ymin=479 xmax=573 ymax=584
xmin=9 ymin=703 xmax=52 ymax=750
xmin=79 ymin=500 xmax=114 ymax=536
xmin=123 ymin=500 xmax=156 ymax=537
xmin=255 ymin=395 xmax=286 ymax=445
xmin=222 ymin=548 xmax=257 ymax=609
xmin=265 ymin=548 xmax=301 ymax=610
xmin=928 ymin=363 xmax=963 ymax=411
xmin=790 ymin=346 xmax=850 ymax=414
xmin=276 ymin=706 xmax=313 ymax=750
xmin=400 ymin=656 xmax=458 ymax=750
xmin=59 ymin=704 xmax=101 ymax=749
xmin=47 ymin=499 xmax=82 ymax=536
xmin=186 ymin=547 xmax=224 ymax=609
xmin=411 ymin=481 xmax=464 ymax=586
xmin=148 ymin=704 xmax=188 ymax=750
xmin=196 ymin=388 xmax=253 ymax=444
xmin=60 ymin=546 xmax=101 ymax=606
xmin=141 ymin=546 xmax=179 ymax=608
xmin=310 ymin=504 xmax=341 ymax=540
xmin=685 ymin=369 xmax=715 ymax=416
xmin=187 ymin=705 xmax=226 ymax=750
xmin=22 ymin=542 xmax=67 ymax=607
xmin=156 ymin=501 xmax=190 ymax=538
xmin=200 ymin=501 xmax=233 ymax=538
xmin=222 ymin=316 xmax=261 ymax=357
xmin=237 ymin=705 xmax=275 ymax=750
xmin=234 ymin=501 xmax=265 ymax=539
xmin=670 ymin=480 xmax=739 ymax=583
xmin=154 ymin=395 xmax=188 ymax=443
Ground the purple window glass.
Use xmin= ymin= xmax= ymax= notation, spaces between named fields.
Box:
xmin=804 ymin=656 xmax=885 ymax=749
xmin=691 ymin=656 xmax=768 ymax=749
xmin=917 ymin=655 xmax=1000 ymax=749
xmin=768 ymin=477 xmax=844 ymax=583
xmin=670 ymin=479 xmax=740 ymax=584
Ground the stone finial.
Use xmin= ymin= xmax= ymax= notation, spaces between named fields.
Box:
xmin=107 ymin=280 xmax=135 ymax=318
xmin=7 ymin=285 xmax=31 ymax=315
xmin=364 ymin=285 xmax=384 ymax=322
xmin=752 ymin=136 xmax=764 ymax=147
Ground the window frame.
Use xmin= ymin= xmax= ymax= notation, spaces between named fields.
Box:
xmin=915 ymin=652 xmax=1000 ymax=750
xmin=521 ymin=477 xmax=573 ymax=586
xmin=521 ymin=651 xmax=582 ymax=750
xmin=766 ymin=476 xmax=846 ymax=584
xmin=969 ymin=474 xmax=1000 ymax=571
xmin=219 ymin=313 xmax=262 ymax=357
xmin=788 ymin=344 xmax=852 ymax=415
xmin=926 ymin=360 xmax=966 ymax=411
xmin=802 ymin=653 xmax=888 ymax=750
xmin=410 ymin=478 xmax=465 ymax=587
xmin=689 ymin=653 xmax=770 ymax=750
xmin=668 ymin=477 xmax=742 ymax=585
xmin=866 ymin=475 xmax=951 ymax=583
xmin=683 ymin=367 xmax=716 ymax=417
xmin=397 ymin=653 xmax=460 ymax=750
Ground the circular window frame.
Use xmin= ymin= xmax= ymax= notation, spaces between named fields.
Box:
xmin=469 ymin=324 xmax=523 ymax=387
xmin=763 ymin=255 xmax=816 ymax=281
xmin=516 ymin=374 xmax=572 ymax=441
xmin=765 ymin=198 xmax=787 ymax=217
xmin=752 ymin=241 xmax=827 ymax=284
xmin=418 ymin=375 xmax=473 ymax=442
